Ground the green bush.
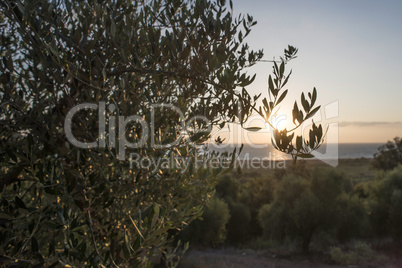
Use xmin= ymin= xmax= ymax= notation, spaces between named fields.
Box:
xmin=258 ymin=174 xmax=313 ymax=249
xmin=336 ymin=194 xmax=369 ymax=241
xmin=258 ymin=168 xmax=367 ymax=251
xmin=368 ymin=166 xmax=402 ymax=240
xmin=215 ymin=175 xmax=274 ymax=241
xmin=240 ymin=176 xmax=275 ymax=237
xmin=354 ymin=182 xmax=370 ymax=199
xmin=259 ymin=203 xmax=280 ymax=239
xmin=215 ymin=175 xmax=241 ymax=202
xmin=389 ymin=189 xmax=402 ymax=239
xmin=242 ymin=177 xmax=275 ymax=210
xmin=180 ymin=197 xmax=230 ymax=247
xmin=309 ymin=168 xmax=353 ymax=201
xmin=200 ymin=197 xmax=231 ymax=246
xmin=225 ymin=199 xmax=251 ymax=244
xmin=366 ymin=197 xmax=389 ymax=238
xmin=330 ymin=241 xmax=374 ymax=265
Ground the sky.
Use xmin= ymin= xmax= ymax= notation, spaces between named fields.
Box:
xmin=221 ymin=0 xmax=402 ymax=143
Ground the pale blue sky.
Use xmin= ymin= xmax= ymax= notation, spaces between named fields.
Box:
xmin=230 ymin=0 xmax=402 ymax=142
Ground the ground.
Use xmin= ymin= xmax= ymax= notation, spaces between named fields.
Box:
xmin=179 ymin=248 xmax=402 ymax=268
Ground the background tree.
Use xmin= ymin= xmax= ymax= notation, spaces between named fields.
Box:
xmin=372 ymin=137 xmax=402 ymax=170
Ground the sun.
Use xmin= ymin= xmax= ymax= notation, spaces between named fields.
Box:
xmin=271 ymin=114 xmax=290 ymax=131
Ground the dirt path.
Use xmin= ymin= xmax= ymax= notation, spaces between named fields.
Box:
xmin=178 ymin=248 xmax=401 ymax=268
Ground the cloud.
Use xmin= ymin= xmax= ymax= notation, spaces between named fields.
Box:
xmin=339 ymin=121 xmax=402 ymax=127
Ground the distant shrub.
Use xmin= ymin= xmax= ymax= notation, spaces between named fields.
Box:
xmin=389 ymin=189 xmax=402 ymax=239
xmin=214 ymin=175 xmax=250 ymax=243
xmin=354 ymin=182 xmax=370 ymax=199
xmin=242 ymin=177 xmax=275 ymax=210
xmin=372 ymin=137 xmax=402 ymax=170
xmin=258 ymin=203 xmax=282 ymax=240
xmin=330 ymin=241 xmax=374 ymax=265
xmin=329 ymin=247 xmax=349 ymax=265
xmin=371 ymin=166 xmax=402 ymax=240
xmin=225 ymin=199 xmax=251 ymax=244
xmin=179 ymin=197 xmax=230 ymax=246
xmin=254 ymin=236 xmax=275 ymax=250
xmin=258 ymin=174 xmax=316 ymax=251
xmin=336 ymin=194 xmax=369 ymax=241
xmin=200 ymin=197 xmax=230 ymax=246
xmin=258 ymin=168 xmax=367 ymax=251
xmin=288 ymin=161 xmax=311 ymax=177
xmin=309 ymin=168 xmax=353 ymax=200
xmin=366 ymin=197 xmax=389 ymax=238
xmin=215 ymin=175 xmax=241 ymax=201
xmin=215 ymin=175 xmax=276 ymax=241
xmin=241 ymin=176 xmax=275 ymax=237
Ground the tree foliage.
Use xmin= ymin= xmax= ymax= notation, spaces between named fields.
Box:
xmin=372 ymin=137 xmax=402 ymax=170
xmin=0 ymin=0 xmax=327 ymax=266
xmin=246 ymin=45 xmax=325 ymax=162
xmin=0 ymin=0 xmax=263 ymax=266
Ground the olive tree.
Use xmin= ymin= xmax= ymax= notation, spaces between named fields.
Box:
xmin=0 ymin=0 xmax=263 ymax=266
xmin=0 ymin=0 xmax=323 ymax=266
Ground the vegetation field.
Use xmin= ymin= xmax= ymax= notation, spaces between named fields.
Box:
xmin=236 ymin=158 xmax=375 ymax=183
xmin=178 ymin=157 xmax=402 ymax=267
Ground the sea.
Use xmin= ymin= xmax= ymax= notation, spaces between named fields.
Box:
xmin=201 ymin=143 xmax=382 ymax=160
